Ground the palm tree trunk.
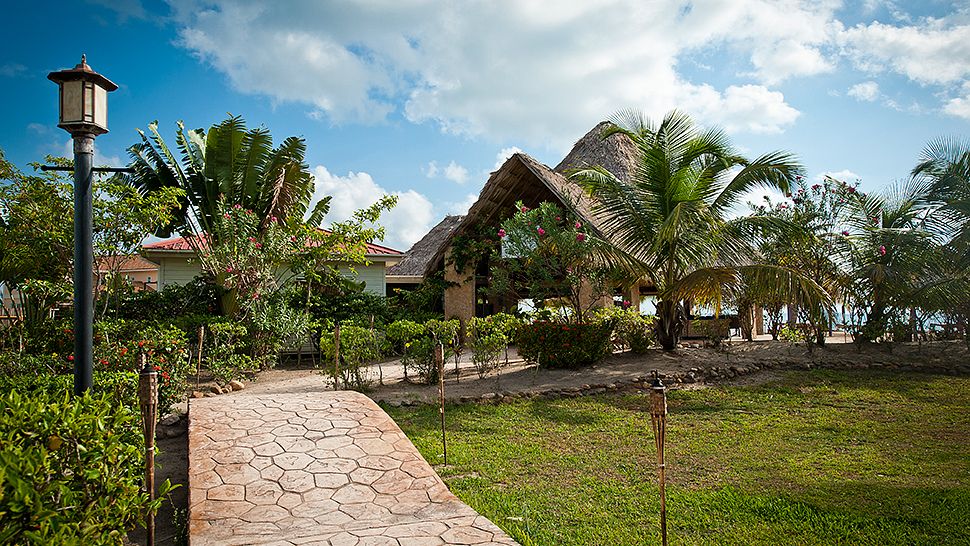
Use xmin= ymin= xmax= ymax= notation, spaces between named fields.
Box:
xmin=655 ymin=299 xmax=685 ymax=350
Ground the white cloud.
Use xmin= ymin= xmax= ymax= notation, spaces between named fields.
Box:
xmin=493 ymin=147 xmax=522 ymax=170
xmin=840 ymin=19 xmax=970 ymax=85
xmin=310 ymin=165 xmax=434 ymax=251
xmin=818 ymin=169 xmax=862 ymax=183
xmin=944 ymin=82 xmax=970 ymax=120
xmin=848 ymin=81 xmax=880 ymax=102
xmin=170 ymin=0 xmax=822 ymax=147
xmin=446 ymin=193 xmax=478 ymax=216
xmin=686 ymin=85 xmax=801 ymax=134
xmin=442 ymin=161 xmax=469 ymax=184
xmin=423 ymin=161 xmax=439 ymax=178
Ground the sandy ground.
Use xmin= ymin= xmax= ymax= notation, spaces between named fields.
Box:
xmin=138 ymin=338 xmax=969 ymax=544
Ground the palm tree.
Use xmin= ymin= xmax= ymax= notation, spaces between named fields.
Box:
xmin=127 ymin=116 xmax=330 ymax=240
xmin=571 ymin=110 xmax=828 ymax=350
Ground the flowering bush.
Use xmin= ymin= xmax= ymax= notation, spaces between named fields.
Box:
xmin=93 ymin=320 xmax=190 ymax=414
xmin=491 ymin=201 xmax=612 ymax=324
xmin=517 ymin=321 xmax=613 ymax=369
xmin=206 ymin=321 xmax=257 ymax=385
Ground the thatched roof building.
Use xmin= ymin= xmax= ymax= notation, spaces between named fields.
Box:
xmin=420 ymin=121 xmax=637 ymax=279
xmin=387 ymin=214 xmax=464 ymax=285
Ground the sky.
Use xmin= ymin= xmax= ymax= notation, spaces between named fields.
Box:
xmin=1 ymin=0 xmax=968 ymax=251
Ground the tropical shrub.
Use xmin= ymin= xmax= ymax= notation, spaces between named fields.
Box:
xmin=0 ymin=388 xmax=170 ymax=544
xmin=517 ymin=321 xmax=613 ymax=369
xmin=318 ymin=324 xmax=380 ymax=390
xmin=593 ymin=307 xmax=655 ymax=352
xmin=206 ymin=321 xmax=257 ymax=385
xmin=467 ymin=316 xmax=509 ymax=379
xmin=93 ymin=320 xmax=190 ymax=413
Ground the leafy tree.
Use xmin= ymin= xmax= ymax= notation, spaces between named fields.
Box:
xmin=490 ymin=200 xmax=620 ymax=324
xmin=571 ymin=110 xmax=828 ymax=350
xmin=127 ymin=116 xmax=396 ymax=321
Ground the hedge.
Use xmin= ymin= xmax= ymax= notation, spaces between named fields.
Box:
xmin=517 ymin=321 xmax=614 ymax=369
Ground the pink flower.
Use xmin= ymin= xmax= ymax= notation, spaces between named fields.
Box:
xmin=812 ymin=184 xmax=821 ymax=191
xmin=872 ymin=217 xmax=879 ymax=224
xmin=842 ymin=230 xmax=849 ymax=236
xmin=555 ymin=216 xmax=561 ymax=221
xmin=226 ymin=266 xmax=233 ymax=273
xmin=576 ymin=233 xmax=586 ymax=242
xmin=255 ymin=242 xmax=262 ymax=249
xmin=223 ymin=213 xmax=231 ymax=218
xmin=520 ymin=206 xmax=529 ymax=213
xmin=248 ymin=237 xmax=256 ymax=243
xmin=270 ymin=216 xmax=277 ymax=222
xmin=233 ymin=204 xmax=241 ymax=210
xmin=848 ymin=187 xmax=856 ymax=194
xmin=574 ymin=221 xmax=581 ymax=229
xmin=252 ymin=292 xmax=260 ymax=300
xmin=498 ymin=228 xmax=506 ymax=238
xmin=622 ymin=300 xmax=631 ymax=308
xmin=537 ymin=227 xmax=545 ymax=236
xmin=290 ymin=236 xmax=297 ymax=242
xmin=879 ymin=245 xmax=886 ymax=256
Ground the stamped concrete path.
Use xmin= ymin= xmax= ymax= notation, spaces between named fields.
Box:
xmin=188 ymin=391 xmax=518 ymax=546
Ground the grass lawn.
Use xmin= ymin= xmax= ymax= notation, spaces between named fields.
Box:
xmin=385 ymin=370 xmax=970 ymax=545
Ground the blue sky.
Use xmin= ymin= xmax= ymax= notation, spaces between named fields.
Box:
xmin=2 ymin=0 xmax=968 ymax=250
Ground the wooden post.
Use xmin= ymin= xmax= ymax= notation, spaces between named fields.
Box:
xmin=138 ymin=352 xmax=158 ymax=546
xmin=435 ymin=342 xmax=447 ymax=465
xmin=195 ymin=325 xmax=204 ymax=390
xmin=333 ymin=323 xmax=341 ymax=391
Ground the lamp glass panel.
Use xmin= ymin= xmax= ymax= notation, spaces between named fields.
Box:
xmin=94 ymin=86 xmax=107 ymax=129
xmin=61 ymin=81 xmax=83 ymax=123
xmin=83 ymin=82 xmax=95 ymax=123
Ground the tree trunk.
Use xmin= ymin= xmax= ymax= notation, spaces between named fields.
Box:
xmin=655 ymin=299 xmax=685 ymax=351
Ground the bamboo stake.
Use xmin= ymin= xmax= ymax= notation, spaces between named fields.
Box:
xmin=195 ymin=325 xmax=204 ymax=390
xmin=138 ymin=352 xmax=158 ymax=546
xmin=334 ymin=323 xmax=341 ymax=390
xmin=435 ymin=342 xmax=447 ymax=465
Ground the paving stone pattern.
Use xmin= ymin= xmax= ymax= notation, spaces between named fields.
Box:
xmin=189 ymin=391 xmax=518 ymax=545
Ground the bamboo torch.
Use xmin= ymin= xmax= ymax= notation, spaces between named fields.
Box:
xmin=649 ymin=370 xmax=668 ymax=546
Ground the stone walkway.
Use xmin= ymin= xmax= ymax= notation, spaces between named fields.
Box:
xmin=188 ymin=391 xmax=518 ymax=546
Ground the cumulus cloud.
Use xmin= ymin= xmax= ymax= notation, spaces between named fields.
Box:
xmin=840 ymin=18 xmax=970 ymax=85
xmin=944 ymin=82 xmax=970 ymax=120
xmin=685 ymin=85 xmax=800 ymax=134
xmin=310 ymin=165 xmax=434 ymax=251
xmin=168 ymin=0 xmax=825 ymax=147
xmin=442 ymin=161 xmax=469 ymax=184
xmin=493 ymin=147 xmax=522 ymax=170
xmin=818 ymin=169 xmax=862 ymax=183
xmin=848 ymin=81 xmax=880 ymax=102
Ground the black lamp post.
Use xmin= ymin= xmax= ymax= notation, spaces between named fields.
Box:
xmin=47 ymin=55 xmax=118 ymax=395
xmin=649 ymin=370 xmax=669 ymax=546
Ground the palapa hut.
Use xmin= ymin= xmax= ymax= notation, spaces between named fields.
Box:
xmin=408 ymin=122 xmax=654 ymax=326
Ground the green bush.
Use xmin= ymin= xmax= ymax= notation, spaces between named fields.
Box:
xmin=468 ymin=316 xmax=508 ymax=379
xmin=0 ymin=389 xmax=170 ymax=544
xmin=206 ymin=321 xmax=256 ymax=386
xmin=111 ymin=277 xmax=220 ymax=320
xmin=593 ymin=307 xmax=655 ymax=353
xmin=0 ymin=371 xmax=139 ymax=408
xmin=318 ymin=324 xmax=381 ymax=390
xmin=517 ymin=321 xmax=613 ymax=369
xmin=93 ymin=319 xmax=191 ymax=414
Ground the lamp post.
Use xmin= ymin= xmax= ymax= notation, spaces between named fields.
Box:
xmin=649 ymin=370 xmax=668 ymax=546
xmin=47 ymin=55 xmax=118 ymax=395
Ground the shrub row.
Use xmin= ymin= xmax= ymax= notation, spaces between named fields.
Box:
xmin=517 ymin=321 xmax=614 ymax=369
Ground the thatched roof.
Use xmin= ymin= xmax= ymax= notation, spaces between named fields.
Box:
xmin=555 ymin=121 xmax=638 ymax=181
xmin=418 ymin=122 xmax=637 ymax=278
xmin=388 ymin=215 xmax=464 ymax=277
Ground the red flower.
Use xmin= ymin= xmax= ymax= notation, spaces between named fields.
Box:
xmin=537 ymin=227 xmax=545 ymax=236
xmin=99 ymin=359 xmax=108 ymax=366
xmin=153 ymin=365 xmax=161 ymax=371
xmin=576 ymin=233 xmax=586 ymax=242
xmin=120 ymin=347 xmax=128 ymax=356
xmin=223 ymin=212 xmax=231 ymax=218
xmin=138 ymin=340 xmax=146 ymax=348
xmin=842 ymin=230 xmax=850 ymax=236
xmin=574 ymin=221 xmax=581 ymax=229
xmin=879 ymin=245 xmax=886 ymax=256
xmin=520 ymin=206 xmax=529 ymax=213
xmin=498 ymin=228 xmax=506 ymax=238
xmin=67 ymin=355 xmax=74 ymax=362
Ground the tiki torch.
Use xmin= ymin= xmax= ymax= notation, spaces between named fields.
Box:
xmin=649 ymin=370 xmax=668 ymax=546
xmin=138 ymin=352 xmax=158 ymax=545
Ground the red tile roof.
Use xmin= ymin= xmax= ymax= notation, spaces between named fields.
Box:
xmin=143 ymin=232 xmax=402 ymax=256
xmin=96 ymin=255 xmax=159 ymax=272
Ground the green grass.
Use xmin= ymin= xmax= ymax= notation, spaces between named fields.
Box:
xmin=385 ymin=370 xmax=970 ymax=545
